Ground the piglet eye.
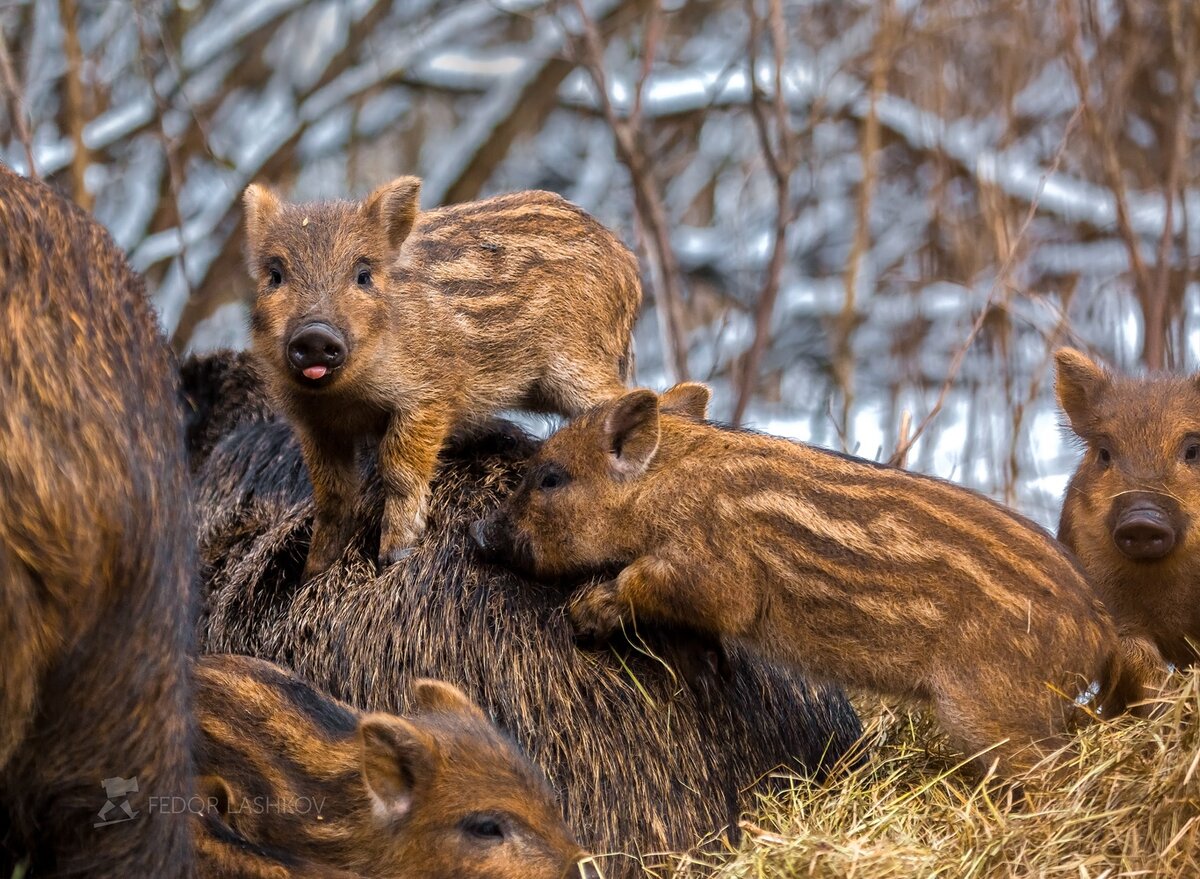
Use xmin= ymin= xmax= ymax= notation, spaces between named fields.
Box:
xmin=356 ymin=267 xmax=372 ymax=287
xmin=1097 ymin=447 xmax=1112 ymax=466
xmin=461 ymin=814 xmax=506 ymax=841
xmin=1185 ymin=444 xmax=1200 ymax=463
xmin=538 ymin=468 xmax=569 ymax=490
xmin=267 ymin=267 xmax=283 ymax=287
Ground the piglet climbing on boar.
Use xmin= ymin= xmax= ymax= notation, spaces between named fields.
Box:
xmin=474 ymin=382 xmax=1147 ymax=777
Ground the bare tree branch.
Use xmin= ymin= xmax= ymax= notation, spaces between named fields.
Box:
xmin=731 ymin=0 xmax=798 ymax=425
xmin=58 ymin=0 xmax=91 ymax=208
xmin=573 ymin=0 xmax=691 ymax=383
xmin=1149 ymin=0 xmax=1195 ymax=369
xmin=0 ymin=22 xmax=36 ymax=177
xmin=1058 ymin=0 xmax=1161 ymax=367
xmin=832 ymin=0 xmax=892 ymax=441
xmin=888 ymin=105 xmax=1084 ymax=468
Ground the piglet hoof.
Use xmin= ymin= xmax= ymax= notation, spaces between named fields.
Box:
xmin=568 ymin=581 xmax=625 ymax=644
xmin=302 ymin=534 xmax=341 ymax=582
xmin=378 ymin=517 xmax=424 ymax=568
xmin=379 ymin=544 xmax=416 ymax=567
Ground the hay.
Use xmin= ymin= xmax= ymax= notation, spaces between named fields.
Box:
xmin=670 ymin=670 xmax=1200 ymax=878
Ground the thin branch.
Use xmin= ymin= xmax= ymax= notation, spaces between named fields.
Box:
xmin=0 ymin=23 xmax=36 ymax=177
xmin=888 ymin=105 xmax=1084 ymax=468
xmin=135 ymin=2 xmax=196 ymax=338
xmin=573 ymin=0 xmax=691 ymax=382
xmin=1058 ymin=0 xmax=1158 ymax=365
xmin=731 ymin=0 xmax=798 ymax=425
xmin=1149 ymin=0 xmax=1195 ymax=369
xmin=833 ymin=0 xmax=892 ymax=442
xmin=58 ymin=0 xmax=91 ymax=209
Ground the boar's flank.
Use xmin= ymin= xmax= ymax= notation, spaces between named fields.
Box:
xmin=185 ymin=349 xmax=861 ymax=879
xmin=0 ymin=166 xmax=194 ymax=876
xmin=475 ymin=383 xmax=1145 ymax=778
xmin=1056 ymin=347 xmax=1200 ymax=671
xmin=193 ymin=654 xmax=595 ymax=879
xmin=242 ymin=178 xmax=640 ymax=580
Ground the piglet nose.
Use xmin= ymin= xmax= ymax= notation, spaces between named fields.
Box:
xmin=1112 ymin=506 xmax=1176 ymax=560
xmin=287 ymin=322 xmax=346 ymax=377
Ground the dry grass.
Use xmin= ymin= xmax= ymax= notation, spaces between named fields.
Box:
xmin=663 ymin=668 xmax=1200 ymax=878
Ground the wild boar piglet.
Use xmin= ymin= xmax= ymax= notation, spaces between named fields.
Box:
xmin=194 ymin=654 xmax=598 ymax=879
xmin=1056 ymin=347 xmax=1200 ymax=673
xmin=474 ymin=383 xmax=1147 ymax=776
xmin=244 ymin=178 xmax=641 ymax=579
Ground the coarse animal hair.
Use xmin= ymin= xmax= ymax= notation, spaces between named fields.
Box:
xmin=0 ymin=166 xmax=194 ymax=877
xmin=185 ymin=352 xmax=860 ymax=878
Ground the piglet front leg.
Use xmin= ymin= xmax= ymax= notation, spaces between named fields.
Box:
xmin=300 ymin=432 xmax=361 ymax=581
xmin=569 ymin=554 xmax=686 ymax=641
xmin=377 ymin=408 xmax=450 ymax=566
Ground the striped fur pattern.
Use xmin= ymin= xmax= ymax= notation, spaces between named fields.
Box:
xmin=194 ymin=811 xmax=359 ymax=878
xmin=184 ymin=349 xmax=861 ymax=879
xmin=193 ymin=655 xmax=590 ymax=879
xmin=243 ymin=178 xmax=641 ymax=579
xmin=1056 ymin=348 xmax=1200 ymax=672
xmin=475 ymin=383 xmax=1145 ymax=776
xmin=0 ymin=166 xmax=194 ymax=876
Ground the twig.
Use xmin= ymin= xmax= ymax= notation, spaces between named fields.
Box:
xmin=134 ymin=2 xmax=196 ymax=332
xmin=892 ymin=409 xmax=912 ymax=469
xmin=731 ymin=0 xmax=798 ymax=425
xmin=1058 ymin=0 xmax=1160 ymax=367
xmin=0 ymin=23 xmax=36 ymax=177
xmin=573 ymin=0 xmax=691 ymax=382
xmin=833 ymin=0 xmax=892 ymax=441
xmin=58 ymin=0 xmax=91 ymax=209
xmin=1148 ymin=0 xmax=1194 ymax=369
xmin=1005 ymin=291 xmax=1072 ymax=505
xmin=888 ymin=104 xmax=1084 ymax=468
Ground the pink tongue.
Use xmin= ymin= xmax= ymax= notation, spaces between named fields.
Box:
xmin=302 ymin=365 xmax=328 ymax=380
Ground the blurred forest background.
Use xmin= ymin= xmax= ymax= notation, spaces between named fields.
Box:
xmin=1 ymin=0 xmax=1197 ymax=526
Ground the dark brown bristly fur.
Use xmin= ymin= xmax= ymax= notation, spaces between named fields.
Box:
xmin=183 ymin=350 xmax=861 ymax=879
xmin=0 ymin=166 xmax=194 ymax=876
xmin=476 ymin=383 xmax=1146 ymax=778
xmin=192 ymin=655 xmax=590 ymax=879
xmin=242 ymin=178 xmax=641 ymax=580
xmin=1056 ymin=348 xmax=1200 ymax=673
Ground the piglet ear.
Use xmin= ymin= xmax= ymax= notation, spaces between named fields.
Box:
xmin=196 ymin=774 xmax=234 ymax=819
xmin=359 ymin=714 xmax=434 ymax=822
xmin=411 ymin=678 xmax=488 ymax=723
xmin=660 ymin=382 xmax=711 ymax=421
xmin=364 ymin=176 xmax=422 ymax=257
xmin=603 ymin=389 xmax=661 ymax=478
xmin=243 ymin=183 xmax=282 ymax=267
xmin=1055 ymin=348 xmax=1110 ymax=436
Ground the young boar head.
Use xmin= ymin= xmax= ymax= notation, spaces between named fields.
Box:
xmin=203 ymin=679 xmax=595 ymax=879
xmin=243 ymin=177 xmax=420 ymax=396
xmin=471 ymin=383 xmax=711 ymax=577
xmin=356 ymin=679 xmax=593 ymax=879
xmin=1056 ymin=348 xmax=1200 ymax=567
